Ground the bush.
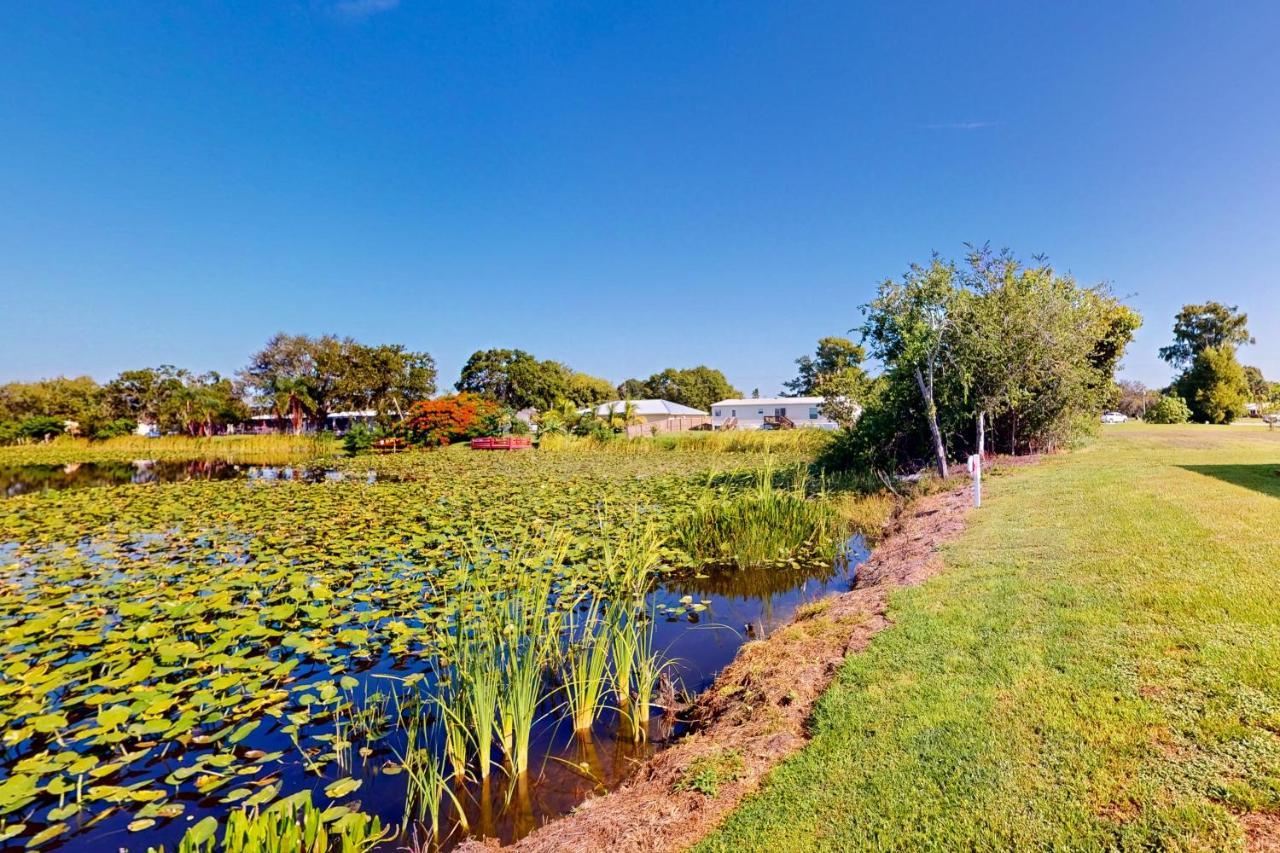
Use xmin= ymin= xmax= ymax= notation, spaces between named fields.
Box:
xmin=90 ymin=418 xmax=137 ymax=440
xmin=18 ymin=416 xmax=65 ymax=442
xmin=1143 ymin=395 xmax=1192 ymax=425
xmin=342 ymin=423 xmax=379 ymax=455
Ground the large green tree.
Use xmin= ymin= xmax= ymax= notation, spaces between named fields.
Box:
xmin=1158 ymin=302 xmax=1253 ymax=370
xmin=614 ymin=366 xmax=740 ymax=412
xmin=783 ymin=337 xmax=870 ymax=427
xmin=243 ymin=333 xmax=435 ymax=426
xmin=1175 ymin=345 xmax=1249 ymax=424
xmin=456 ymin=349 xmax=613 ymax=410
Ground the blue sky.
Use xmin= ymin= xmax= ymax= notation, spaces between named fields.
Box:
xmin=2 ymin=1 xmax=1278 ymax=395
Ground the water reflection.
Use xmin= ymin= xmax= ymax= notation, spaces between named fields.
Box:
xmin=0 ymin=460 xmax=368 ymax=497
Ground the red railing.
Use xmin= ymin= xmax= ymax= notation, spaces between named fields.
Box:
xmin=469 ymin=436 xmax=533 ymax=451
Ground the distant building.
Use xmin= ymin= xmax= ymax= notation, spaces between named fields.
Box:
xmin=585 ymin=399 xmax=711 ymax=436
xmin=710 ymin=396 xmax=842 ymax=430
xmin=326 ymin=410 xmax=378 ymax=434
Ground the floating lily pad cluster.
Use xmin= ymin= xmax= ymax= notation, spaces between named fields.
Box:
xmin=0 ymin=447 xmax=819 ymax=849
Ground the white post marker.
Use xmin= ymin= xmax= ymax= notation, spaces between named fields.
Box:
xmin=967 ymin=453 xmax=982 ymax=508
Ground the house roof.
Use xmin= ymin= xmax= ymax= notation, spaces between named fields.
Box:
xmin=586 ymin=399 xmax=709 ymax=417
xmin=712 ymin=397 xmax=825 ymax=408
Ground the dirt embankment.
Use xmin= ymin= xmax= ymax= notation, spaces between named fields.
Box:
xmin=458 ymin=479 xmax=980 ymax=853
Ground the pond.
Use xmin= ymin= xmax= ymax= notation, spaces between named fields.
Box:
xmin=0 ymin=460 xmax=368 ymax=498
xmin=0 ymin=453 xmax=872 ymax=852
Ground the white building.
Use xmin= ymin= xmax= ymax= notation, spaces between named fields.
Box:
xmin=585 ymin=399 xmax=711 ymax=434
xmin=710 ymin=397 xmax=841 ymax=430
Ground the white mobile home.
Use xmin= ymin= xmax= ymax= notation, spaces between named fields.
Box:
xmin=586 ymin=399 xmax=711 ymax=435
xmin=710 ymin=397 xmax=840 ymax=430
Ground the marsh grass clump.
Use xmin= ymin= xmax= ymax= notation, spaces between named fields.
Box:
xmin=673 ymin=467 xmax=845 ymax=568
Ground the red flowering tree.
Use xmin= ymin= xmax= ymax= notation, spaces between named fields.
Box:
xmin=400 ymin=393 xmax=500 ymax=447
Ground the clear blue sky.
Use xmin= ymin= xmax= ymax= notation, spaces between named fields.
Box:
xmin=3 ymin=1 xmax=1278 ymax=395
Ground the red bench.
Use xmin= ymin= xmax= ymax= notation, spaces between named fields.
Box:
xmin=469 ymin=436 xmax=533 ymax=451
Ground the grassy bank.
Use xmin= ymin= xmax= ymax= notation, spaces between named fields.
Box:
xmin=698 ymin=424 xmax=1280 ymax=851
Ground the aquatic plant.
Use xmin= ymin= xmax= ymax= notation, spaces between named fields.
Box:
xmin=156 ymin=792 xmax=387 ymax=852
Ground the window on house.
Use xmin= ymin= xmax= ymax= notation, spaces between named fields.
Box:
xmin=757 ymin=408 xmax=764 ymax=415
xmin=714 ymin=409 xmax=721 ymax=417
xmin=809 ymin=406 xmax=819 ymax=419
xmin=731 ymin=409 xmax=737 ymax=417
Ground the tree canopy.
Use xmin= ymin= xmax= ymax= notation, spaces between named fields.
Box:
xmin=614 ymin=366 xmax=740 ymax=412
xmin=1158 ymin=302 xmax=1253 ymax=370
xmin=455 ymin=348 xmax=613 ymax=411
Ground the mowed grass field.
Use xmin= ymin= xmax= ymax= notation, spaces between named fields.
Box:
xmin=698 ymin=424 xmax=1280 ymax=851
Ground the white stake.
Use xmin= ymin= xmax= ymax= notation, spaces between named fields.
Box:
xmin=967 ymin=453 xmax=982 ymax=508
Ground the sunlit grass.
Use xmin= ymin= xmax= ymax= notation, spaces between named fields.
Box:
xmin=0 ymin=433 xmax=334 ymax=464
xmin=697 ymin=424 xmax=1280 ymax=851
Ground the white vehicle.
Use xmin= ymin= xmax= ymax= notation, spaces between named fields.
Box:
xmin=1101 ymin=411 xmax=1128 ymax=424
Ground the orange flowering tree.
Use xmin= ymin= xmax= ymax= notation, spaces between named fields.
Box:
xmin=400 ymin=393 xmax=501 ymax=447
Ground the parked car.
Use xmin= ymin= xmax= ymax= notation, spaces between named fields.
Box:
xmin=1101 ymin=411 xmax=1128 ymax=424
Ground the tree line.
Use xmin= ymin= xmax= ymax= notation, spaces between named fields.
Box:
xmin=0 ymin=334 xmax=742 ymax=444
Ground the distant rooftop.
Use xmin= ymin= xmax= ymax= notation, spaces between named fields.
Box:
xmin=586 ymin=399 xmax=709 ymax=417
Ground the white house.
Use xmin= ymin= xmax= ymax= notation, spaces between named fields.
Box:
xmin=710 ymin=397 xmax=841 ymax=430
xmin=585 ymin=399 xmax=711 ymax=434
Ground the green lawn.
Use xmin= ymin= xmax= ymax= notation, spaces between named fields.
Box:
xmin=698 ymin=424 xmax=1280 ymax=851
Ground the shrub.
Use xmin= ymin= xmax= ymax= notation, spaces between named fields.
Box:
xmin=91 ymin=418 xmax=137 ymax=440
xmin=342 ymin=423 xmax=379 ymax=455
xmin=1144 ymin=395 xmax=1192 ymax=425
xmin=400 ymin=393 xmax=500 ymax=447
xmin=18 ymin=416 xmax=65 ymax=442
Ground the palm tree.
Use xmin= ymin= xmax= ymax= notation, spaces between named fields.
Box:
xmin=271 ymin=377 xmax=316 ymax=435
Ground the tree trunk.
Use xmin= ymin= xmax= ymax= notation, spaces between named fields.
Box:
xmin=915 ymin=367 xmax=949 ymax=478
xmin=976 ymin=410 xmax=986 ymax=459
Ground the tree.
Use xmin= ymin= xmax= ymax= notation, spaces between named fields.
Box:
xmin=862 ymin=258 xmax=959 ymax=477
xmin=1158 ymin=302 xmax=1253 ymax=370
xmin=1175 ymin=345 xmax=1249 ymax=424
xmin=455 ymin=349 xmax=576 ymax=411
xmin=0 ymin=376 xmax=104 ymax=426
xmin=566 ymin=372 xmax=616 ymax=407
xmin=400 ymin=393 xmax=499 ymax=447
xmin=243 ymin=333 xmax=437 ymax=428
xmin=270 ymin=376 xmax=317 ymax=435
xmin=158 ymin=373 xmax=247 ymax=436
xmin=784 ymin=337 xmax=867 ymax=395
xmin=1113 ymin=380 xmax=1159 ymax=419
xmin=341 ymin=343 xmax=437 ymax=422
xmin=1243 ymin=365 xmax=1270 ymax=404
xmin=616 ymin=378 xmax=650 ymax=400
xmin=616 ymin=366 xmax=739 ymax=412
xmin=103 ymin=366 xmax=187 ymax=423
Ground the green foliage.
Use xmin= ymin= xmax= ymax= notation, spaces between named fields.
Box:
xmin=1158 ymin=301 xmax=1253 ymax=370
xmin=242 ymin=333 xmax=436 ymax=426
xmin=848 ymin=248 xmax=1140 ymax=472
xmin=456 ymin=348 xmax=609 ymax=410
xmin=675 ymin=749 xmax=745 ymax=797
xmin=672 ymin=466 xmax=844 ymax=568
xmin=160 ymin=792 xmax=386 ymax=852
xmin=615 ymin=366 xmax=741 ymax=412
xmin=783 ymin=337 xmax=869 ymax=426
xmin=90 ymin=417 xmax=138 ymax=440
xmin=16 ymin=415 xmax=66 ymax=442
xmin=1176 ymin=345 xmax=1249 ymax=424
xmin=1143 ymin=394 xmax=1192 ymax=424
xmin=341 ymin=423 xmax=379 ymax=455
